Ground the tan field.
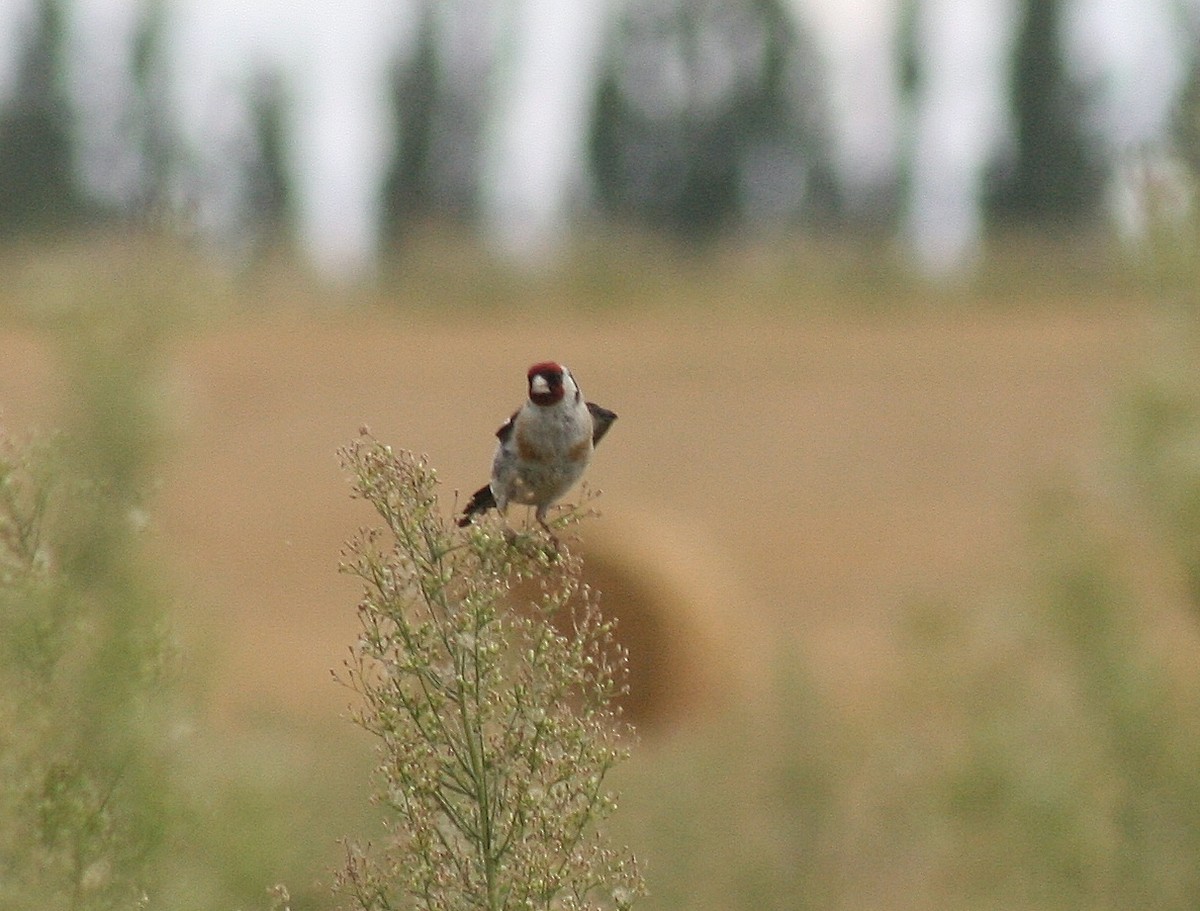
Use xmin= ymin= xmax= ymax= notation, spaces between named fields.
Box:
xmin=0 ymin=268 xmax=1159 ymax=726
xmin=145 ymin=303 xmax=1153 ymax=726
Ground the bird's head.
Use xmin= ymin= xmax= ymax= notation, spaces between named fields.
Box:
xmin=526 ymin=362 xmax=575 ymax=407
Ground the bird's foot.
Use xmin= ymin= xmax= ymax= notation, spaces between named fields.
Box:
xmin=498 ymin=525 xmax=558 ymax=561
xmin=537 ymin=519 xmax=562 ymax=559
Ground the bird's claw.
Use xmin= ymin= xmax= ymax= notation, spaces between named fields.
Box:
xmin=498 ymin=523 xmax=561 ymax=561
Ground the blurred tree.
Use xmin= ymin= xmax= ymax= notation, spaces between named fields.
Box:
xmin=985 ymin=0 xmax=1102 ymax=225
xmin=245 ymin=71 xmax=294 ymax=248
xmin=381 ymin=1 xmax=495 ymax=241
xmin=0 ymin=0 xmax=88 ymax=234
xmin=590 ymin=0 xmax=826 ymax=238
xmin=895 ymin=0 xmax=920 ymax=101
xmin=1175 ymin=59 xmax=1200 ymax=179
xmin=129 ymin=0 xmax=172 ymax=216
xmin=382 ymin=5 xmax=440 ymax=238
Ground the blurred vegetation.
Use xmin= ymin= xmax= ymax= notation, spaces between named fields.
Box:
xmin=0 ymin=0 xmax=88 ymax=235
xmin=0 ymin=243 xmax=181 ymax=907
xmin=984 ymin=0 xmax=1103 ymax=226
xmin=0 ymin=0 xmax=1129 ymax=252
xmin=0 ymin=426 xmax=170 ymax=909
xmin=0 ymin=242 xmax=379 ymax=910
xmin=589 ymin=0 xmax=833 ymax=236
xmin=1112 ymin=109 xmax=1200 ymax=614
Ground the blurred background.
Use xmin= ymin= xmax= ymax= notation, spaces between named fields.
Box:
xmin=0 ymin=0 xmax=1196 ymax=276
xmin=1 ymin=0 xmax=1200 ymax=909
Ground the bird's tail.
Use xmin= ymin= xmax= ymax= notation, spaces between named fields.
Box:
xmin=457 ymin=484 xmax=497 ymax=527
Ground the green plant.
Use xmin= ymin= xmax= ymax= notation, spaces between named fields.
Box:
xmin=335 ymin=434 xmax=644 ymax=911
xmin=0 ymin=428 xmax=173 ymax=911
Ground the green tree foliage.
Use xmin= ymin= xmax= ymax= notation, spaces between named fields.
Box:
xmin=246 ymin=72 xmax=295 ymax=246
xmin=986 ymin=0 xmax=1103 ymax=225
xmin=590 ymin=0 xmax=824 ymax=236
xmin=0 ymin=0 xmax=87 ymax=234
xmin=382 ymin=6 xmax=441 ymax=236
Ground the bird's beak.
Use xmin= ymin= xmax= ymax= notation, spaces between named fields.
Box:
xmin=530 ymin=375 xmax=550 ymax=396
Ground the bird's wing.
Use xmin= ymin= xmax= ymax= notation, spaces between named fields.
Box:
xmin=587 ymin=402 xmax=618 ymax=446
xmin=495 ymin=410 xmax=519 ymax=443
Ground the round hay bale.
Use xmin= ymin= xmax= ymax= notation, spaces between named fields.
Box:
xmin=554 ymin=507 xmax=754 ymax=730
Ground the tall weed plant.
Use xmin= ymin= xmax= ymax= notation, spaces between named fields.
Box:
xmin=0 ymin=437 xmax=178 ymax=910
xmin=336 ymin=435 xmax=644 ymax=911
xmin=0 ymin=264 xmax=226 ymax=910
xmin=0 ymin=301 xmax=175 ymax=910
xmin=1114 ymin=149 xmax=1200 ymax=611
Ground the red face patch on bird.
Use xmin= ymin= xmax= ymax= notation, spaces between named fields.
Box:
xmin=526 ymin=362 xmax=566 ymax=406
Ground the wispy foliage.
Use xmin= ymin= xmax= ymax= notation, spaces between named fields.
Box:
xmin=0 ymin=428 xmax=172 ymax=910
xmin=335 ymin=434 xmax=644 ymax=911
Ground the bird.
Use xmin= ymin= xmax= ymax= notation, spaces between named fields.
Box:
xmin=458 ymin=362 xmax=617 ymax=540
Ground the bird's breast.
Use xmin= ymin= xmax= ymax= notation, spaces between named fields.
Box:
xmin=513 ymin=406 xmax=592 ymax=464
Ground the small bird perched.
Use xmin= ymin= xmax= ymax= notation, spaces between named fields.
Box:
xmin=458 ymin=362 xmax=616 ymax=540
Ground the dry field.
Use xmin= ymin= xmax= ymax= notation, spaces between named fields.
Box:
xmin=102 ymin=303 xmax=1154 ymax=727
xmin=0 ymin=284 xmax=1152 ymax=728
